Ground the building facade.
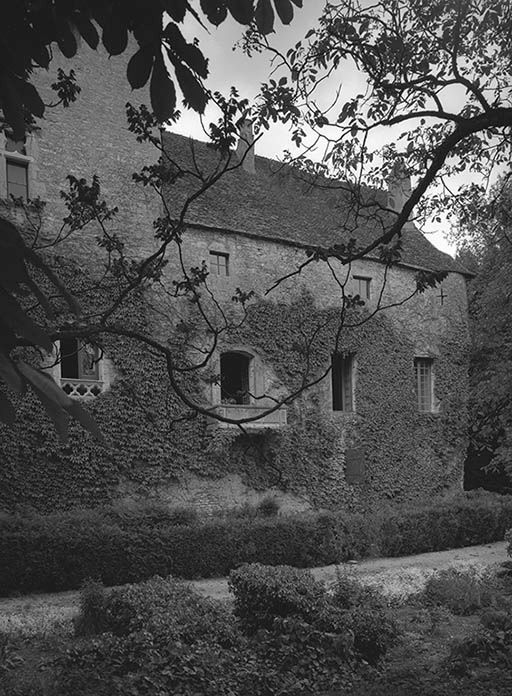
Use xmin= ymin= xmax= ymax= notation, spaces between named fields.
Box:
xmin=0 ymin=45 xmax=471 ymax=514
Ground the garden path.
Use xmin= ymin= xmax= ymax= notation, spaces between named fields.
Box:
xmin=0 ymin=541 xmax=507 ymax=636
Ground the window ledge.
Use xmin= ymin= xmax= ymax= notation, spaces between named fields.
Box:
xmin=210 ymin=403 xmax=288 ymax=429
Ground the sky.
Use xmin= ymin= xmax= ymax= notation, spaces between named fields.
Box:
xmin=170 ymin=3 xmax=475 ymax=258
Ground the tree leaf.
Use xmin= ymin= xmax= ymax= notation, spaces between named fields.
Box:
xmin=199 ymin=0 xmax=228 ymax=26
xmin=290 ymin=0 xmax=302 ymax=6
xmin=17 ymin=362 xmax=71 ymax=407
xmin=19 ymin=81 xmax=45 ymax=118
xmin=161 ymin=0 xmax=188 ymax=22
xmin=0 ymin=389 xmax=16 ymax=425
xmin=163 ymin=22 xmax=208 ymax=78
xmin=102 ymin=11 xmax=128 ymax=56
xmin=227 ymin=0 xmax=254 ymax=24
xmin=0 ymin=74 xmax=25 ymax=141
xmin=274 ymin=0 xmax=293 ymax=24
xmin=0 ymin=352 xmax=24 ymax=393
xmin=0 ymin=289 xmax=53 ymax=352
xmin=127 ymin=44 xmax=155 ymax=89
xmin=74 ymin=13 xmax=99 ymax=50
xmin=55 ymin=16 xmax=77 ymax=58
xmin=254 ymin=0 xmax=275 ymax=34
xmin=150 ymin=53 xmax=177 ymax=122
xmin=174 ymin=62 xmax=208 ymax=113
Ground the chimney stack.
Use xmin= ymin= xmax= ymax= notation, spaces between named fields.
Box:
xmin=387 ymin=158 xmax=411 ymax=212
xmin=236 ymin=119 xmax=255 ymax=174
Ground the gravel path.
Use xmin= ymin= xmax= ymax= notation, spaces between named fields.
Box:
xmin=0 ymin=541 xmax=507 ymax=636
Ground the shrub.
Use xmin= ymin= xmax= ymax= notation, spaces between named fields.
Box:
xmin=74 ymin=580 xmax=108 ymax=637
xmin=229 ymin=563 xmax=325 ymax=633
xmin=448 ymin=607 xmax=512 ymax=673
xmin=330 ymin=570 xmax=388 ymax=611
xmin=256 ymin=496 xmax=280 ymax=517
xmin=420 ymin=567 xmax=507 ymax=616
xmin=1 ymin=491 xmax=512 ymax=596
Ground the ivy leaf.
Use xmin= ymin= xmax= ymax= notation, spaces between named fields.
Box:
xmin=150 ymin=53 xmax=177 ymax=122
xmin=254 ymin=0 xmax=275 ymax=34
xmin=227 ymin=0 xmax=254 ymax=24
xmin=67 ymin=401 xmax=106 ymax=446
xmin=127 ymin=44 xmax=155 ymax=89
xmin=174 ymin=63 xmax=208 ymax=113
xmin=200 ymin=0 xmax=228 ymax=26
xmin=274 ymin=0 xmax=294 ymax=25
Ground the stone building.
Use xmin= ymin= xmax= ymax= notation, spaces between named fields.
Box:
xmin=0 ymin=45 xmax=472 ymax=513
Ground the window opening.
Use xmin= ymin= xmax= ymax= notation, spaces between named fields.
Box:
xmin=332 ymin=353 xmax=354 ymax=412
xmin=414 ymin=357 xmax=433 ymax=412
xmin=6 ymin=160 xmax=28 ymax=199
xmin=210 ymin=251 xmax=229 ymax=276
xmin=221 ymin=352 xmax=251 ymax=404
xmin=353 ymin=275 xmax=371 ymax=300
xmin=60 ymin=338 xmax=100 ymax=381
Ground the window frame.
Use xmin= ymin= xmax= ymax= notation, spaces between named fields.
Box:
xmin=414 ymin=356 xmax=434 ymax=413
xmin=6 ymin=157 xmax=29 ymax=200
xmin=50 ymin=339 xmax=107 ymax=399
xmin=220 ymin=351 xmax=252 ymax=405
xmin=353 ymin=275 xmax=371 ymax=300
xmin=331 ymin=352 xmax=355 ymax=412
xmin=1 ymin=134 xmax=34 ymax=201
xmin=209 ymin=250 xmax=230 ymax=277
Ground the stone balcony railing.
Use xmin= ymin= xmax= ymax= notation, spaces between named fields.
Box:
xmin=211 ymin=403 xmax=288 ymax=429
xmin=60 ymin=379 xmax=103 ymax=398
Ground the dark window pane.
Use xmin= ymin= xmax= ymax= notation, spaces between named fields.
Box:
xmin=60 ymin=338 xmax=79 ymax=378
xmin=221 ymin=352 xmax=250 ymax=404
xmin=210 ymin=251 xmax=229 ymax=276
xmin=332 ymin=353 xmax=354 ymax=412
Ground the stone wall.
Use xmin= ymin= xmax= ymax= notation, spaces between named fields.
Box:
xmin=0 ymin=45 xmax=471 ymax=514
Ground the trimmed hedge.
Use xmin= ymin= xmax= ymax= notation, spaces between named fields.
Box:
xmin=1 ymin=490 xmax=512 ymax=596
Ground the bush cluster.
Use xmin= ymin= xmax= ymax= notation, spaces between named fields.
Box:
xmin=418 ymin=567 xmax=509 ymax=616
xmin=1 ymin=490 xmax=511 ymax=596
xmin=57 ymin=565 xmax=395 ymax=695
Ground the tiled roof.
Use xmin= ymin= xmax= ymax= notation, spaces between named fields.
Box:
xmin=162 ymin=132 xmax=470 ymax=276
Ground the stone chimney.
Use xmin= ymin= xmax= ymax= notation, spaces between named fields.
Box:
xmin=236 ymin=119 xmax=255 ymax=174
xmin=387 ymin=158 xmax=411 ymax=212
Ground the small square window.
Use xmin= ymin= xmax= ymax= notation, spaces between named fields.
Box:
xmin=414 ymin=357 xmax=434 ymax=412
xmin=209 ymin=251 xmax=229 ymax=276
xmin=6 ymin=159 xmax=28 ymax=200
xmin=353 ymin=275 xmax=371 ymax=300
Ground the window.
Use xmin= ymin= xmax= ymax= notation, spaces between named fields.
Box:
xmin=220 ymin=352 xmax=251 ymax=404
xmin=209 ymin=251 xmax=229 ymax=276
xmin=353 ymin=275 xmax=371 ymax=300
xmin=414 ymin=357 xmax=434 ymax=412
xmin=58 ymin=338 xmax=103 ymax=397
xmin=6 ymin=160 xmax=28 ymax=200
xmin=331 ymin=353 xmax=355 ymax=412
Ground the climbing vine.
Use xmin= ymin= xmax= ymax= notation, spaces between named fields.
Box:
xmin=0 ymin=278 xmax=469 ymax=512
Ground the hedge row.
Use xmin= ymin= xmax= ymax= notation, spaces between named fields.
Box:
xmin=1 ymin=490 xmax=512 ymax=596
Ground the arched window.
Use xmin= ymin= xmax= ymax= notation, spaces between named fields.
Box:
xmin=220 ymin=352 xmax=252 ymax=405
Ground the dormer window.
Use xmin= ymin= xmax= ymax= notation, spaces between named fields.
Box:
xmin=210 ymin=251 xmax=229 ymax=276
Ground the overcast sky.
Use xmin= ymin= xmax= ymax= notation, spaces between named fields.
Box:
xmin=171 ymin=5 xmax=471 ymax=258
